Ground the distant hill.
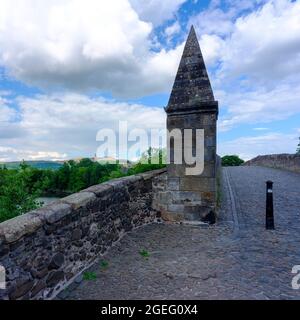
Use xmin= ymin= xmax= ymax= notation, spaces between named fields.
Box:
xmin=0 ymin=161 xmax=63 ymax=170
xmin=95 ymin=156 xmax=132 ymax=166
xmin=0 ymin=157 xmax=133 ymax=170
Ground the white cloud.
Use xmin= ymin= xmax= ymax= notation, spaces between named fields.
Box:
xmin=218 ymin=132 xmax=299 ymax=160
xmin=199 ymin=34 xmax=225 ymax=66
xmin=0 ymin=0 xmax=184 ymax=98
xmin=191 ymin=0 xmax=300 ymax=86
xmin=26 ymin=151 xmax=68 ymax=161
xmin=190 ymin=0 xmax=264 ymax=37
xmin=0 ymin=94 xmax=166 ymax=161
xmin=0 ymin=147 xmax=67 ymax=162
xmin=253 ymin=127 xmax=269 ymax=131
xmin=0 ymin=95 xmax=17 ymax=122
xmin=189 ymin=0 xmax=300 ymax=132
xmin=191 ymin=7 xmax=235 ymax=37
xmin=129 ymin=0 xmax=186 ymax=26
xmin=219 ymin=0 xmax=300 ymax=85
xmin=218 ymin=83 xmax=300 ymax=131
xmin=165 ymin=21 xmax=181 ymax=40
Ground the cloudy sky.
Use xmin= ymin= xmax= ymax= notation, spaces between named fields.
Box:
xmin=0 ymin=0 xmax=300 ymax=162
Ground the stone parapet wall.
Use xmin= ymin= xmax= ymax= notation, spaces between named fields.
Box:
xmin=0 ymin=169 xmax=166 ymax=300
xmin=244 ymin=154 xmax=300 ymax=174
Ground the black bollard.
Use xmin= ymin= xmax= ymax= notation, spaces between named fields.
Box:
xmin=266 ymin=180 xmax=275 ymax=230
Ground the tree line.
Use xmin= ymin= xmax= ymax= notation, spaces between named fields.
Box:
xmin=0 ymin=149 xmax=165 ymax=223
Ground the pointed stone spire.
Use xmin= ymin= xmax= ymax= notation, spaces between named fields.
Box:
xmin=166 ymin=25 xmax=215 ymax=113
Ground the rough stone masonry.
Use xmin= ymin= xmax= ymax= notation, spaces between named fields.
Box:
xmin=0 ymin=169 xmax=165 ymax=300
xmin=244 ymin=154 xmax=300 ymax=174
xmin=153 ymin=26 xmax=219 ymax=223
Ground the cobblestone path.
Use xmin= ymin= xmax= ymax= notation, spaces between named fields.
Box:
xmin=65 ymin=166 xmax=300 ymax=300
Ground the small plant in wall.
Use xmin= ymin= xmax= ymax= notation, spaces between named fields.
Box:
xmin=139 ymin=249 xmax=150 ymax=259
xmin=83 ymin=271 xmax=97 ymax=281
xmin=100 ymin=260 xmax=109 ymax=271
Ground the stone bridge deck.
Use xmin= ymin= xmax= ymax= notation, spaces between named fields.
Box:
xmin=63 ymin=166 xmax=300 ymax=300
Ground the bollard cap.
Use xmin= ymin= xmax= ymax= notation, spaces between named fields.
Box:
xmin=266 ymin=180 xmax=273 ymax=186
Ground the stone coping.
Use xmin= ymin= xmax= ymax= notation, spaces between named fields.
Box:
xmin=244 ymin=154 xmax=300 ymax=173
xmin=245 ymin=153 xmax=300 ymax=161
xmin=165 ymin=101 xmax=219 ymax=115
xmin=0 ymin=168 xmax=166 ymax=244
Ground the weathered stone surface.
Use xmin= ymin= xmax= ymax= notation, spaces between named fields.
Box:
xmin=49 ymin=253 xmax=65 ymax=270
xmin=167 ymin=204 xmax=185 ymax=213
xmin=106 ymin=178 xmax=130 ymax=190
xmin=71 ymin=228 xmax=82 ymax=241
xmin=166 ymin=26 xmax=215 ymax=112
xmin=202 ymin=191 xmax=215 ymax=204
xmin=81 ymin=183 xmax=113 ymax=197
xmin=139 ymin=169 xmax=166 ymax=181
xmin=0 ymin=213 xmax=43 ymax=243
xmin=184 ymin=204 xmax=212 ymax=217
xmin=204 ymin=147 xmax=216 ymax=162
xmin=167 ymin=164 xmax=185 ymax=177
xmin=161 ymin=211 xmax=184 ymax=222
xmin=172 ymin=191 xmax=201 ymax=204
xmin=153 ymin=191 xmax=169 ymax=206
xmin=0 ymin=243 xmax=9 ymax=257
xmin=31 ymin=268 xmax=48 ymax=279
xmin=31 ymin=280 xmax=46 ymax=297
xmin=180 ymin=177 xmax=215 ymax=192
xmin=244 ymin=154 xmax=300 ymax=174
xmin=167 ymin=178 xmax=180 ymax=191
xmin=74 ymin=274 xmax=83 ymax=284
xmin=118 ymin=175 xmax=143 ymax=184
xmin=34 ymin=203 xmax=72 ymax=224
xmin=61 ymin=192 xmax=96 ymax=210
xmin=170 ymin=113 xmax=216 ymax=127
xmin=46 ymin=271 xmax=65 ymax=287
xmin=205 ymin=162 xmax=217 ymax=176
xmin=0 ymin=169 xmax=165 ymax=300
xmin=9 ymin=278 xmax=34 ymax=299
xmin=205 ymin=136 xmax=216 ymax=148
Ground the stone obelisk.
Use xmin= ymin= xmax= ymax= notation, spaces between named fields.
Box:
xmin=163 ymin=25 xmax=219 ymax=222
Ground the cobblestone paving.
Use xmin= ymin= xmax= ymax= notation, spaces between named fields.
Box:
xmin=65 ymin=166 xmax=300 ymax=300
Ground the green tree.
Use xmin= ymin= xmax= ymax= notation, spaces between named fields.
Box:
xmin=296 ymin=137 xmax=300 ymax=155
xmin=139 ymin=147 xmax=166 ymax=165
xmin=55 ymin=162 xmax=71 ymax=191
xmin=0 ymin=154 xmax=168 ymax=223
xmin=68 ymin=167 xmax=88 ymax=192
xmin=0 ymin=168 xmax=41 ymax=223
xmin=99 ymin=164 xmax=125 ymax=183
xmin=222 ymin=155 xmax=244 ymax=167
